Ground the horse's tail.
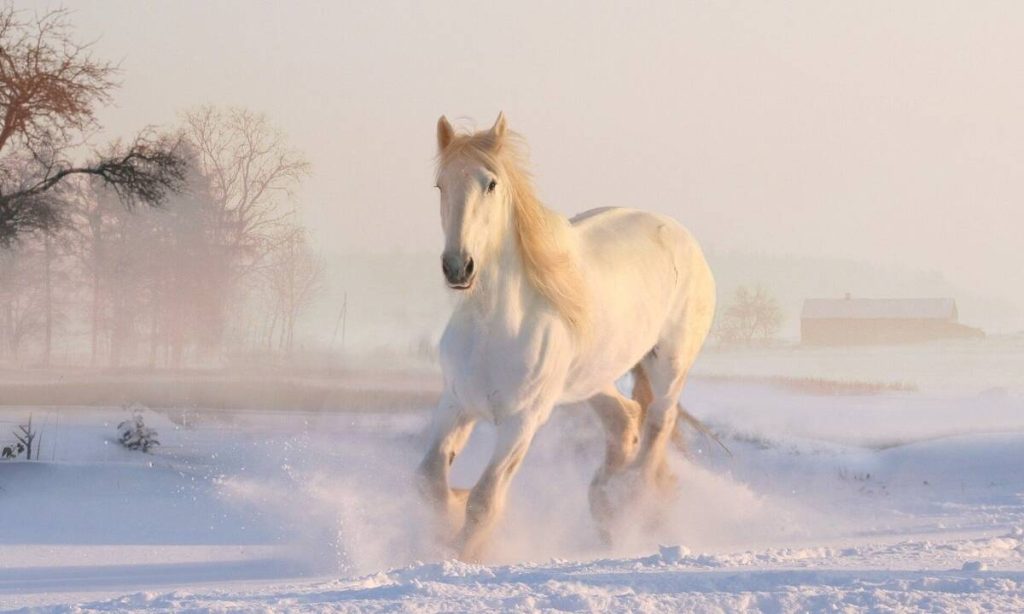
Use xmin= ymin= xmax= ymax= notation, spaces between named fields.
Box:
xmin=676 ymin=402 xmax=732 ymax=457
xmin=632 ymin=363 xmax=730 ymax=457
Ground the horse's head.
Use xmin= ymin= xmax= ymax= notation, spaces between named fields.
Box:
xmin=434 ymin=112 xmax=511 ymax=291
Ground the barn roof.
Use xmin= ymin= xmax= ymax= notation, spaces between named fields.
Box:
xmin=801 ymin=298 xmax=958 ymax=320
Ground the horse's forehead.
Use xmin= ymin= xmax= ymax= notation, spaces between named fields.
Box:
xmin=439 ymin=155 xmax=489 ymax=182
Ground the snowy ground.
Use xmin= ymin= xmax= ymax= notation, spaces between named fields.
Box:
xmin=1 ymin=358 xmax=1023 ymax=611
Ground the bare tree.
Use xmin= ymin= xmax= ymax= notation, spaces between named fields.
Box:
xmin=41 ymin=230 xmax=55 ymax=365
xmin=0 ymin=244 xmax=43 ymax=360
xmin=66 ymin=178 xmax=112 ymax=365
xmin=181 ymin=106 xmax=309 ymax=279
xmin=262 ymin=230 xmax=323 ymax=354
xmin=717 ymin=285 xmax=784 ymax=345
xmin=14 ymin=414 xmax=36 ymax=460
xmin=0 ymin=6 xmax=184 ymax=243
xmin=63 ymin=145 xmax=231 ymax=368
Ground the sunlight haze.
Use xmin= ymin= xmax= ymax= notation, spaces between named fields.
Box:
xmin=23 ymin=0 xmax=1024 ymax=331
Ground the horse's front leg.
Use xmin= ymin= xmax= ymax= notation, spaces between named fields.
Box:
xmin=457 ymin=410 xmax=543 ymax=562
xmin=417 ymin=393 xmax=476 ymax=542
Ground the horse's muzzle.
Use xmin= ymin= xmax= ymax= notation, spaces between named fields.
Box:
xmin=442 ymin=252 xmax=475 ymax=290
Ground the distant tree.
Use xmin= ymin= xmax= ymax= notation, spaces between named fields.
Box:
xmin=717 ymin=285 xmax=783 ymax=345
xmin=66 ymin=178 xmax=115 ymax=365
xmin=181 ymin=106 xmax=309 ymax=280
xmin=0 ymin=244 xmax=44 ymax=360
xmin=0 ymin=6 xmax=184 ymax=243
xmin=37 ymin=227 xmax=72 ymax=367
xmin=181 ymin=106 xmax=311 ymax=355
xmin=142 ymin=147 xmax=230 ymax=365
xmin=68 ymin=146 xmax=226 ymax=368
xmin=13 ymin=414 xmax=37 ymax=460
xmin=0 ymin=9 xmax=319 ymax=368
xmin=261 ymin=230 xmax=323 ymax=354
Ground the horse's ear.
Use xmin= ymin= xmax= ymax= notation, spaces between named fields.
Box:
xmin=490 ymin=111 xmax=507 ymax=141
xmin=437 ymin=115 xmax=454 ymax=152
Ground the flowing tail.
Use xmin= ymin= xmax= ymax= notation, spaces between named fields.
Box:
xmin=676 ymin=402 xmax=732 ymax=457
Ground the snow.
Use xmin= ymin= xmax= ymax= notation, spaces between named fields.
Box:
xmin=1 ymin=355 xmax=1023 ymax=612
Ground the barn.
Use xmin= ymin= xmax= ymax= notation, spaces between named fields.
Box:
xmin=800 ymin=296 xmax=984 ymax=346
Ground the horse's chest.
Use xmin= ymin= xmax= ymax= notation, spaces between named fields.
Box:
xmin=440 ymin=317 xmax=569 ymax=419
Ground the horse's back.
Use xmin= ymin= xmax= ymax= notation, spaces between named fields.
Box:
xmin=570 ymin=207 xmax=708 ymax=283
xmin=574 ymin=206 xmax=715 ymax=348
xmin=561 ymin=207 xmax=715 ymax=400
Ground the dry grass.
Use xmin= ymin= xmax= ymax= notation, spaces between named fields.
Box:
xmin=0 ymin=368 xmax=917 ymax=412
xmin=0 ymin=371 xmax=442 ymax=412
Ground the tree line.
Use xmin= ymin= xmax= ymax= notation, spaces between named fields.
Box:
xmin=0 ymin=6 xmax=322 ymax=368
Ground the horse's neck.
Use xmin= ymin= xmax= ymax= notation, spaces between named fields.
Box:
xmin=463 ymin=214 xmax=536 ymax=332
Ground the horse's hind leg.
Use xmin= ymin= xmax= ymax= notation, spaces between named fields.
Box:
xmin=633 ymin=352 xmax=691 ymax=491
xmin=587 ymin=384 xmax=643 ymax=541
xmin=590 ymin=384 xmax=644 ymax=474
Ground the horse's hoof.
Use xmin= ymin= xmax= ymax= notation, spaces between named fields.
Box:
xmin=589 ymin=468 xmax=644 ymax=528
xmin=455 ymin=532 xmax=489 ymax=564
xmin=654 ymin=464 xmax=680 ymax=496
xmin=595 ymin=523 xmax=615 ymax=547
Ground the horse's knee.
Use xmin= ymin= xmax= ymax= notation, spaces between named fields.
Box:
xmin=633 ymin=398 xmax=680 ymax=476
xmin=416 ymin=449 xmax=451 ymax=502
xmin=592 ymin=394 xmax=642 ymax=471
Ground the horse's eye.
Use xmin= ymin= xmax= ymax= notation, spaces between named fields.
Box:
xmin=487 ymin=179 xmax=497 ymax=194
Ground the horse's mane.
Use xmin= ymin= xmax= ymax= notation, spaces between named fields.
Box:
xmin=437 ymin=129 xmax=589 ymax=336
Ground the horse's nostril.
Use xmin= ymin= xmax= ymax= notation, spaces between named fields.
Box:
xmin=442 ymin=253 xmax=473 ymax=285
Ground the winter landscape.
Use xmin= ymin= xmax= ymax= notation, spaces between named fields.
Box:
xmin=2 ymin=341 xmax=1023 ymax=611
xmin=3 ymin=1 xmax=1024 ymax=612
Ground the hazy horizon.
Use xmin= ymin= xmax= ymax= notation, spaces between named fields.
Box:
xmin=21 ymin=0 xmax=1024 ymax=331
xmin=5 ymin=6 xmax=1024 ymax=608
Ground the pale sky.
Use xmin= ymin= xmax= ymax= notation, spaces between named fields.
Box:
xmin=23 ymin=0 xmax=1024 ymax=315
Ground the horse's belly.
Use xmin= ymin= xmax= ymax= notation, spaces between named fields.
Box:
xmin=559 ymin=316 xmax=662 ymax=403
xmin=556 ymin=208 xmax=692 ymax=402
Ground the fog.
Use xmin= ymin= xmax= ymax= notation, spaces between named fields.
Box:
xmin=4 ymin=4 xmax=1024 ymax=608
xmin=19 ymin=0 xmax=1020 ymax=347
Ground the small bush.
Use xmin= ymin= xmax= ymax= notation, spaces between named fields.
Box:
xmin=3 ymin=415 xmax=38 ymax=460
xmin=1 ymin=442 xmax=25 ymax=460
xmin=117 ymin=408 xmax=160 ymax=453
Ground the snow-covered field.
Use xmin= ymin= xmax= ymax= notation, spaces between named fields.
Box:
xmin=2 ymin=348 xmax=1023 ymax=612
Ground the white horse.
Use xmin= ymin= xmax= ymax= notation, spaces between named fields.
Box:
xmin=418 ymin=113 xmax=716 ymax=561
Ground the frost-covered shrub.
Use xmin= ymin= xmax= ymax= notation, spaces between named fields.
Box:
xmin=117 ymin=409 xmax=160 ymax=452
xmin=3 ymin=415 xmax=38 ymax=460
xmin=1 ymin=442 xmax=25 ymax=460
